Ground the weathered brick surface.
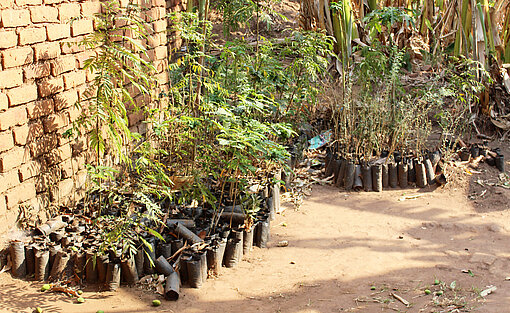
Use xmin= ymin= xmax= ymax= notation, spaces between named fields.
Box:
xmin=1 ymin=9 xmax=31 ymax=27
xmin=0 ymin=0 xmax=185 ymax=245
xmin=46 ymin=143 xmax=71 ymax=165
xmin=16 ymin=0 xmax=42 ymax=6
xmin=0 ymin=30 xmax=18 ymax=49
xmin=0 ymin=94 xmax=8 ymax=111
xmin=0 ymin=131 xmax=14 ymax=153
xmin=7 ymin=83 xmax=38 ymax=106
xmin=0 ymin=195 xmax=6 ymax=217
xmin=71 ymin=19 xmax=93 ymax=36
xmin=38 ymin=76 xmax=64 ymax=97
xmin=58 ymin=2 xmax=80 ymax=21
xmin=0 ymin=170 xmax=20 ymax=193
xmin=34 ymin=42 xmax=61 ymax=60
xmin=6 ymin=179 xmax=36 ymax=208
xmin=0 ymin=0 xmax=14 ymax=9
xmin=80 ymin=1 xmax=101 ymax=15
xmin=27 ymin=99 xmax=54 ymax=119
xmin=51 ymin=55 xmax=75 ymax=75
xmin=24 ymin=62 xmax=51 ymax=79
xmin=43 ymin=111 xmax=69 ymax=132
xmin=29 ymin=132 xmax=57 ymax=157
xmin=54 ymin=89 xmax=77 ymax=110
xmin=30 ymin=6 xmax=58 ymax=23
xmin=0 ymin=106 xmax=28 ymax=131
xmin=19 ymin=27 xmax=47 ymax=45
xmin=0 ymin=146 xmax=27 ymax=172
xmin=12 ymin=124 xmax=29 ymax=145
xmin=0 ymin=68 xmax=23 ymax=89
xmin=19 ymin=160 xmax=42 ymax=181
xmin=46 ymin=23 xmax=70 ymax=41
xmin=63 ymin=70 xmax=85 ymax=89
xmin=2 ymin=46 xmax=33 ymax=68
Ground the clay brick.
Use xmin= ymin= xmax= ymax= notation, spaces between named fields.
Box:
xmin=0 ymin=30 xmax=17 ymax=49
xmin=0 ymin=106 xmax=28 ymax=131
xmin=0 ymin=94 xmax=8 ymax=111
xmin=0 ymin=0 xmax=14 ymax=9
xmin=153 ymin=19 xmax=167 ymax=33
xmin=128 ymin=111 xmax=144 ymax=126
xmin=81 ymin=1 xmax=101 ymax=15
xmin=46 ymin=23 xmax=70 ymax=41
xmin=0 ymin=68 xmax=23 ymax=89
xmin=58 ymin=3 xmax=80 ymax=22
xmin=5 ymin=179 xmax=36 ymax=209
xmin=154 ymin=0 xmax=165 ymax=6
xmin=15 ymin=0 xmax=42 ymax=5
xmin=43 ymin=111 xmax=68 ymax=132
xmin=19 ymin=160 xmax=42 ymax=181
xmin=59 ymin=158 xmax=73 ymax=178
xmin=0 ymin=146 xmax=27 ymax=172
xmin=0 ymin=194 xmax=5 ymax=217
xmin=34 ymin=42 xmax=61 ymax=60
xmin=75 ymin=51 xmax=93 ymax=68
xmin=1 ymin=9 xmax=31 ymax=27
xmin=148 ymin=45 xmax=167 ymax=60
xmin=29 ymin=132 xmax=57 ymax=157
xmin=148 ymin=32 xmax=166 ymax=47
xmin=71 ymin=19 xmax=93 ymax=37
xmin=51 ymin=55 xmax=75 ymax=76
xmin=19 ymin=27 xmax=47 ymax=45
xmin=146 ymin=7 xmax=165 ymax=21
xmin=2 ymin=46 xmax=33 ymax=68
xmin=45 ymin=143 xmax=71 ymax=165
xmin=54 ymin=89 xmax=77 ymax=111
xmin=63 ymin=70 xmax=86 ymax=90
xmin=30 ymin=6 xmax=58 ymax=23
xmin=12 ymin=124 xmax=29 ymax=145
xmin=27 ymin=99 xmax=54 ymax=119
xmin=38 ymin=76 xmax=64 ymax=97
xmin=86 ymin=70 xmax=96 ymax=82
xmin=66 ymin=105 xmax=80 ymax=122
xmin=0 ymin=131 xmax=14 ymax=153
xmin=60 ymin=36 xmax=85 ymax=54
xmin=72 ymin=155 xmax=85 ymax=171
xmin=50 ymin=177 xmax=73 ymax=201
xmin=7 ymin=84 xmax=38 ymax=107
xmin=155 ymin=71 xmax=169 ymax=84
xmin=27 ymin=121 xmax=44 ymax=141
xmin=24 ymin=62 xmax=51 ymax=80
xmin=75 ymin=168 xmax=87 ymax=188
xmin=0 ymin=169 xmax=19 ymax=193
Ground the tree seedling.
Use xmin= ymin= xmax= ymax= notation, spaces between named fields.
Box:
xmin=41 ymin=284 xmax=51 ymax=292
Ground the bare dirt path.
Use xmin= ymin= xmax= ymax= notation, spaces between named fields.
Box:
xmin=2 ymin=176 xmax=510 ymax=312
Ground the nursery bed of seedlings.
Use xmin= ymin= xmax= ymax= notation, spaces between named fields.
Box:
xmin=7 ymin=185 xmax=278 ymax=302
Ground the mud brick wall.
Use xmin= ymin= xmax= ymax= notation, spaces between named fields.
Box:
xmin=0 ymin=0 xmax=184 ymax=245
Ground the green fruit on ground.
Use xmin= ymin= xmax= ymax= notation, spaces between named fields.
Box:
xmin=152 ymin=300 xmax=161 ymax=307
xmin=370 ymin=286 xmax=376 ymax=290
xmin=436 ymin=290 xmax=444 ymax=296
xmin=424 ymin=289 xmax=431 ymax=295
xmin=434 ymin=279 xmax=440 ymax=285
xmin=41 ymin=284 xmax=51 ymax=292
xmin=77 ymin=290 xmax=83 ymax=295
xmin=35 ymin=307 xmax=43 ymax=313
xmin=97 ymin=311 xmax=104 ymax=313
xmin=77 ymin=297 xmax=85 ymax=303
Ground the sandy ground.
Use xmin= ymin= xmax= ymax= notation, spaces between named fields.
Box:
xmin=2 ymin=161 xmax=510 ymax=313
